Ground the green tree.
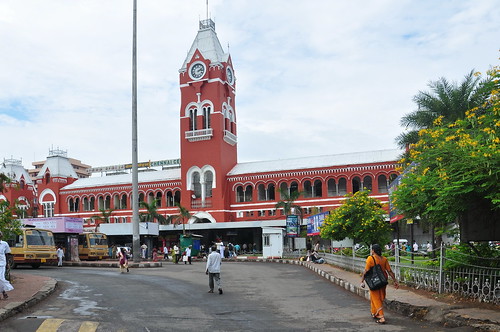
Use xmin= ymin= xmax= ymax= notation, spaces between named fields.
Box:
xmin=396 ymin=70 xmax=491 ymax=149
xmin=139 ymin=199 xmax=167 ymax=224
xmin=0 ymin=200 xmax=23 ymax=240
xmin=0 ymin=173 xmax=11 ymax=193
xmin=275 ymin=188 xmax=303 ymax=217
xmin=91 ymin=208 xmax=114 ymax=232
xmin=393 ymin=66 xmax=500 ymax=241
xmin=320 ymin=191 xmax=391 ymax=247
xmin=166 ymin=203 xmax=200 ymax=235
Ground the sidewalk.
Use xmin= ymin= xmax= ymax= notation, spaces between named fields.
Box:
xmin=1 ymin=258 xmax=499 ymax=331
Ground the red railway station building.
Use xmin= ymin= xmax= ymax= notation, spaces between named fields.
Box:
xmin=1 ymin=18 xmax=400 ymax=250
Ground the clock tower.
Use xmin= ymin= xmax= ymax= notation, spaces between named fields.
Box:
xmin=179 ymin=18 xmax=237 ymax=222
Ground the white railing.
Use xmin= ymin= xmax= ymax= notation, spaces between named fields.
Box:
xmin=185 ymin=128 xmax=213 ymax=142
xmin=284 ymin=245 xmax=500 ymax=305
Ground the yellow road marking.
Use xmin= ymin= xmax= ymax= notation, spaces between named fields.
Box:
xmin=78 ymin=321 xmax=99 ymax=332
xmin=36 ymin=318 xmax=64 ymax=332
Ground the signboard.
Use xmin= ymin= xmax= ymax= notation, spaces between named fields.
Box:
xmin=286 ymin=215 xmax=300 ymax=237
xmin=87 ymin=158 xmax=181 ymax=173
xmin=307 ymin=211 xmax=330 ymax=236
xmin=22 ymin=217 xmax=84 ymax=233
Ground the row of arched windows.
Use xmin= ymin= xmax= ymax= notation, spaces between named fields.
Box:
xmin=234 ymin=174 xmax=397 ymax=202
xmin=68 ymin=190 xmax=181 ymax=212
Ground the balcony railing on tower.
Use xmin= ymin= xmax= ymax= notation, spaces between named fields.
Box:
xmin=185 ymin=129 xmax=213 ymax=142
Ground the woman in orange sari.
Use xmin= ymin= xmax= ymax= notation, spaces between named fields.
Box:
xmin=360 ymin=244 xmax=399 ymax=324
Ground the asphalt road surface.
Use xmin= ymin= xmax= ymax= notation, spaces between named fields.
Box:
xmin=0 ymin=262 xmax=475 ymax=332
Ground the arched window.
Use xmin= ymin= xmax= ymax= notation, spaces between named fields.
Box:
xmin=267 ymin=183 xmax=275 ymax=200
xmin=105 ymin=195 xmax=111 ymax=209
xmin=89 ymin=197 xmax=95 ymax=211
xmin=202 ymin=105 xmax=211 ymax=129
xmin=363 ymin=176 xmax=372 ymax=192
xmin=204 ymin=171 xmax=213 ymax=197
xmin=156 ymin=192 xmax=162 ymax=207
xmin=69 ymin=198 xmax=74 ymax=212
xmin=257 ymin=184 xmax=266 ymax=201
xmin=236 ymin=186 xmax=244 ymax=202
xmin=74 ymin=197 xmax=79 ymax=212
xmin=45 ymin=173 xmax=50 ymax=184
xmin=83 ymin=197 xmax=89 ymax=211
xmin=378 ymin=175 xmax=388 ymax=193
xmin=138 ymin=193 xmax=145 ymax=203
xmin=189 ymin=107 xmax=197 ymax=131
xmin=166 ymin=191 xmax=174 ymax=207
xmin=174 ymin=190 xmax=181 ymax=205
xmin=327 ymin=179 xmax=337 ymax=197
xmin=290 ymin=181 xmax=299 ymax=195
xmin=338 ymin=178 xmax=347 ymax=195
xmin=192 ymin=172 xmax=201 ymax=198
xmin=113 ymin=195 xmax=120 ymax=209
xmin=352 ymin=177 xmax=361 ymax=193
xmin=19 ymin=179 xmax=25 ymax=190
xmin=244 ymin=185 xmax=253 ymax=202
xmin=121 ymin=194 xmax=127 ymax=209
xmin=389 ymin=173 xmax=398 ymax=184
xmin=98 ymin=196 xmax=104 ymax=210
xmin=147 ymin=192 xmax=154 ymax=204
xmin=303 ymin=181 xmax=312 ymax=198
xmin=279 ymin=183 xmax=288 ymax=199
xmin=313 ymin=179 xmax=323 ymax=197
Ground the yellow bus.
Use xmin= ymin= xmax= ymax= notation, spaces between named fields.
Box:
xmin=78 ymin=232 xmax=109 ymax=260
xmin=8 ymin=228 xmax=58 ymax=268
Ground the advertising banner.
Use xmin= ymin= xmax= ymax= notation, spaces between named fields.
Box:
xmin=286 ymin=215 xmax=300 ymax=237
xmin=23 ymin=217 xmax=84 ymax=233
xmin=307 ymin=211 xmax=330 ymax=236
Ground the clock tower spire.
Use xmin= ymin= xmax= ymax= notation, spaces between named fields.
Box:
xmin=178 ymin=18 xmax=237 ymax=221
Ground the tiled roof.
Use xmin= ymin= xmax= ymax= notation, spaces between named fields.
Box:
xmin=62 ymin=168 xmax=181 ymax=190
xmin=228 ymin=149 xmax=402 ymax=175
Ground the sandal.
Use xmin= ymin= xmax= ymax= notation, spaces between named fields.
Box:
xmin=2 ymin=292 xmax=8 ymax=300
xmin=375 ymin=318 xmax=386 ymax=324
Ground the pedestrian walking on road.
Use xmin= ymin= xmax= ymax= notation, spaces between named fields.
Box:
xmin=360 ymin=244 xmax=398 ymax=324
xmin=56 ymin=246 xmax=64 ymax=266
xmin=184 ymin=245 xmax=192 ymax=264
xmin=173 ymin=244 xmax=180 ymax=264
xmin=118 ymin=247 xmax=129 ymax=273
xmin=163 ymin=245 xmax=169 ymax=260
xmin=0 ymin=231 xmax=14 ymax=299
xmin=206 ymin=245 xmax=223 ymax=294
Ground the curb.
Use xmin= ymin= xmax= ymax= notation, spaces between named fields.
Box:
xmin=63 ymin=262 xmax=163 ymax=268
xmin=237 ymin=258 xmax=500 ymax=331
xmin=0 ymin=278 xmax=58 ymax=322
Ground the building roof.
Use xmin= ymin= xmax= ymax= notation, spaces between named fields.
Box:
xmin=0 ymin=159 xmax=33 ymax=184
xmin=62 ymin=168 xmax=181 ymax=190
xmin=180 ymin=19 xmax=228 ymax=70
xmin=228 ymin=149 xmax=402 ymax=175
xmin=37 ymin=155 xmax=78 ymax=179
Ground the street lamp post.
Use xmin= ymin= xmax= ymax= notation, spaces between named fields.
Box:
xmin=131 ymin=0 xmax=140 ymax=262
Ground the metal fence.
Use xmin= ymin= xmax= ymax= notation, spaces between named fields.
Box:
xmin=285 ymin=245 xmax=500 ymax=305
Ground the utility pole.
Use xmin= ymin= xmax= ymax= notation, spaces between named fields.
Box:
xmin=131 ymin=0 xmax=140 ymax=262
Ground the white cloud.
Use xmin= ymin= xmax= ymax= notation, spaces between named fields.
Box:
xmin=0 ymin=0 xmax=498 ymax=168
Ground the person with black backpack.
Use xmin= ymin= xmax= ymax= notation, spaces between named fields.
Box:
xmin=360 ymin=244 xmax=399 ymax=324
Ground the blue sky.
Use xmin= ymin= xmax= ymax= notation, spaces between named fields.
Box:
xmin=0 ymin=0 xmax=499 ymax=170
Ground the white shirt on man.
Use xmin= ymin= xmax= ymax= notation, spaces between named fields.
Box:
xmin=0 ymin=241 xmax=11 ymax=267
xmin=206 ymin=250 xmax=221 ymax=273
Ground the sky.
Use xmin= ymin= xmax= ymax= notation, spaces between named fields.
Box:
xmin=1 ymin=0 xmax=499 ymax=171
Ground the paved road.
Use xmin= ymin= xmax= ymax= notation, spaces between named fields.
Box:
xmin=0 ymin=262 xmax=474 ymax=331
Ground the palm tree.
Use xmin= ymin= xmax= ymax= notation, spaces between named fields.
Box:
xmin=396 ymin=70 xmax=490 ymax=149
xmin=166 ymin=203 xmax=200 ymax=235
xmin=91 ymin=208 xmax=114 ymax=232
xmin=139 ymin=199 xmax=167 ymax=224
xmin=275 ymin=188 xmax=303 ymax=217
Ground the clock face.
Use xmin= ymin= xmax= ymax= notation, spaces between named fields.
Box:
xmin=189 ymin=62 xmax=206 ymax=80
xmin=226 ymin=66 xmax=234 ymax=85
